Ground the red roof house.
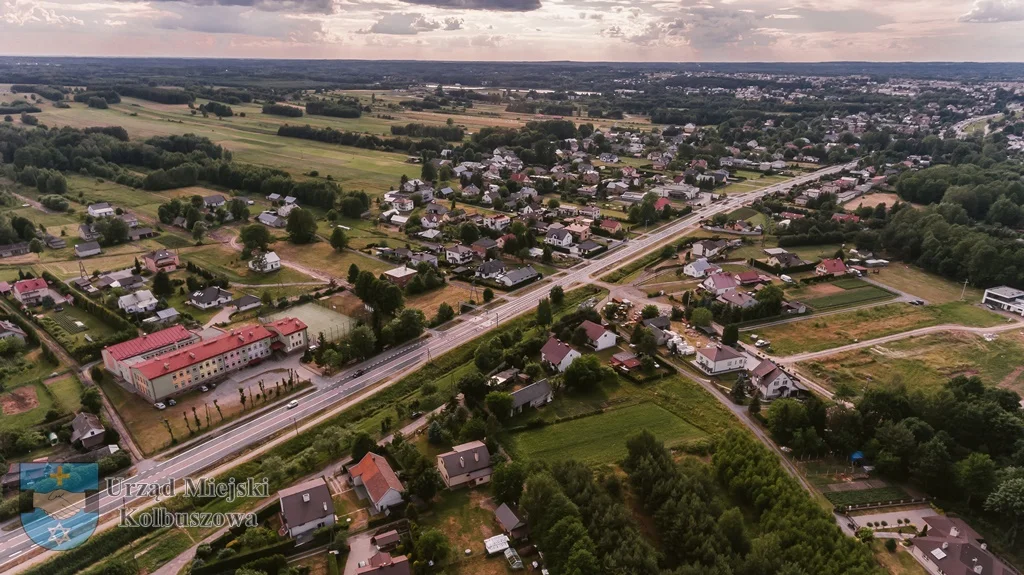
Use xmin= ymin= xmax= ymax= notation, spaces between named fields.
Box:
xmin=350 ymin=453 xmax=405 ymax=513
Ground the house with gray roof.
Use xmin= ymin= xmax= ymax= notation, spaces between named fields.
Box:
xmin=70 ymin=412 xmax=105 ymax=450
xmin=75 ymin=241 xmax=102 ymax=259
xmin=278 ymin=477 xmax=335 ymax=538
xmin=509 ymin=379 xmax=553 ymax=416
xmin=498 ymin=266 xmax=540 ymax=288
xmin=909 ymin=516 xmax=1015 ymax=575
xmin=437 ymin=441 xmax=492 ymax=489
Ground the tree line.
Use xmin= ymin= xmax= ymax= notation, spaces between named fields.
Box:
xmin=276 ymin=124 xmax=446 ymax=155
xmin=261 ymin=103 xmax=303 ymax=117
xmin=389 ymin=122 xmax=464 ymax=141
xmin=305 ymin=98 xmax=362 ymax=118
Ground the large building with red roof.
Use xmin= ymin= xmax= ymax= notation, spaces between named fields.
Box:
xmin=101 ymin=325 xmax=200 ymax=382
xmin=13 ymin=278 xmax=49 ymax=305
xmin=125 ymin=319 xmax=308 ymax=401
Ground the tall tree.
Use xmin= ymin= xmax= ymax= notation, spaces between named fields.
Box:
xmin=286 ymin=208 xmax=318 ymax=244
xmin=330 ymin=227 xmax=348 ymax=251
xmin=536 ymin=297 xmax=553 ymax=325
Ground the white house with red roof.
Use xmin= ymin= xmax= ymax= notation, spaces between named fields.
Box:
xmin=349 ymin=452 xmax=405 ymax=514
xmin=749 ymin=359 xmax=804 ymax=400
xmin=815 ymin=258 xmax=848 ymax=277
xmin=540 ymin=337 xmax=581 ymax=372
xmin=12 ymin=278 xmax=48 ymax=305
xmin=694 ymin=345 xmax=746 ymax=375
xmin=701 ymin=272 xmax=739 ymax=295
xmin=265 ymin=317 xmax=309 ymax=353
xmin=579 ymin=320 xmax=617 ymax=351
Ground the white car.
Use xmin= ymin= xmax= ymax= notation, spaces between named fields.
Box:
xmin=246 ymin=200 xmax=255 ymax=205
xmin=755 ymin=339 xmax=770 ymax=348
xmin=200 ymin=385 xmax=209 ymax=392
xmin=287 ymin=400 xmax=299 ymax=409
xmin=154 ymin=402 xmax=167 ymax=410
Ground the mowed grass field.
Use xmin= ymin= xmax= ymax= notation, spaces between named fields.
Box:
xmin=182 ymin=244 xmax=320 ymax=286
xmin=754 ymin=302 xmax=1003 ymax=356
xmin=512 ymin=402 xmax=707 ymax=464
xmin=789 ymin=279 xmax=896 ymax=310
xmin=869 ymin=264 xmax=984 ymax=304
xmin=798 ymin=331 xmax=1024 ymax=396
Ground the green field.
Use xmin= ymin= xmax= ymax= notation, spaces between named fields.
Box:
xmin=182 ymin=244 xmax=320 ymax=286
xmin=802 ymin=283 xmax=895 ymax=310
xmin=755 ymin=302 xmax=1003 ymax=356
xmin=512 ymin=402 xmax=708 ymax=464
xmin=41 ymin=305 xmax=120 ymax=344
xmin=824 ymin=487 xmax=911 ymax=506
xmin=0 ymin=376 xmax=81 ymax=431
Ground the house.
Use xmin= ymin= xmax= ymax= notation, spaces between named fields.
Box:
xmin=469 ymin=238 xmax=496 ymax=259
xmin=683 ymin=258 xmax=720 ymax=278
xmin=0 ymin=242 xmax=29 ymax=258
xmin=283 ymin=196 xmax=298 ymax=205
xmin=545 ymin=228 xmax=574 ymax=248
xmin=75 ymin=241 xmax=102 ymax=258
xmin=233 ymin=294 xmax=261 ymax=312
xmin=579 ymin=320 xmax=617 ymax=351
xmin=694 ymin=345 xmax=746 ymax=375
xmin=188 ymin=286 xmax=233 ymax=309
xmin=766 ymin=251 xmax=804 ymax=269
xmin=421 ymin=213 xmax=446 ymax=229
xmin=349 ymin=452 xmax=405 ymax=514
xmin=249 ymin=251 xmax=281 ymax=273
xmin=356 ymin=551 xmax=411 ymax=575
xmin=438 ymin=186 xmax=456 ymax=199
xmin=575 ymin=239 xmax=603 ymax=257
xmin=642 ymin=316 xmax=672 ymax=345
xmin=278 ymin=477 xmax=335 ymax=538
xmin=494 ymin=503 xmax=529 ymax=539
xmin=117 ymin=290 xmax=158 ymax=314
xmin=653 ymin=198 xmax=672 ymax=212
xmin=70 ymin=412 xmax=105 ymax=450
xmin=130 ymin=228 xmax=156 ymax=242
xmin=749 ymin=359 xmax=803 ymax=400
xmin=418 ymin=229 xmax=442 ymax=241
xmin=611 ymin=351 xmax=642 ymax=372
xmin=702 ymin=273 xmax=739 ymax=295
xmin=78 ymin=224 xmax=100 ymax=241
xmin=510 ymin=379 xmax=553 ymax=416
xmin=392 ymin=195 xmax=414 ymax=212
xmin=982 ymin=286 xmax=1024 ymax=315
xmin=483 ymin=214 xmax=511 ymax=231
xmin=717 ymin=291 xmax=757 ymax=309
xmin=266 ymin=193 xmax=282 ymax=202
xmin=437 ymin=440 xmax=493 ymax=489
xmin=445 ymin=244 xmax=474 ymax=265
xmin=692 ymin=239 xmax=728 ymax=258
xmin=0 ymin=281 xmax=10 ymax=296
xmin=257 ymin=211 xmax=286 ymax=228
xmin=409 ymin=252 xmax=438 ymax=268
xmin=461 ymin=184 xmax=481 ymax=198
xmin=498 ymin=266 xmax=540 ymax=288
xmin=87 ymin=202 xmax=115 ymax=218
xmin=277 ymin=203 xmax=297 ymax=218
xmin=909 ymin=516 xmax=1012 ymax=575
xmin=383 ymin=266 xmax=418 ymax=288
xmin=143 ymin=307 xmax=180 ymax=325
xmin=831 ymin=213 xmax=860 ymax=224
xmin=13 ymin=278 xmax=48 ymax=305
xmin=815 ymin=258 xmax=848 ymax=277
xmin=144 ymin=250 xmax=179 ymax=273
xmin=565 ymin=223 xmax=591 ymax=242
xmin=42 ymin=235 xmax=66 ymax=249
xmin=475 ymin=259 xmax=506 ymax=280
xmin=734 ymin=270 xmax=764 ymax=286
xmin=599 ymin=219 xmax=623 ymax=235
xmin=0 ymin=320 xmax=27 ymax=343
xmin=540 ymin=337 xmax=581 ymax=372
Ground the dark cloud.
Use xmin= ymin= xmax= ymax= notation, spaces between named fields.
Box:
xmin=399 ymin=0 xmax=541 ymax=11
xmin=142 ymin=0 xmax=336 ymax=14
xmin=960 ymin=0 xmax=1024 ymax=22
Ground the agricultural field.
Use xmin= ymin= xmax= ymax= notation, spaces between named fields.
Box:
xmin=788 ymin=279 xmax=896 ymax=310
xmin=512 ymin=402 xmax=707 ymax=464
xmin=40 ymin=305 xmax=120 ymax=345
xmin=752 ymin=302 xmax=1003 ymax=356
xmin=798 ymin=331 xmax=1024 ymax=396
xmin=823 ymin=487 xmax=911 ymax=506
xmin=842 ymin=192 xmax=902 ymax=211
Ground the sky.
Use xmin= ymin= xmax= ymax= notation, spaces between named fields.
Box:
xmin=1 ymin=0 xmax=1024 ymax=61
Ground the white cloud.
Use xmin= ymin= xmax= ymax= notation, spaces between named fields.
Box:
xmin=1 ymin=0 xmax=85 ymax=25
xmin=960 ymin=0 xmax=1024 ymax=22
xmin=362 ymin=12 xmax=446 ymax=34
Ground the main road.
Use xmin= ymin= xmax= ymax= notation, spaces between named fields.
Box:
xmin=0 ymin=162 xmax=850 ymax=570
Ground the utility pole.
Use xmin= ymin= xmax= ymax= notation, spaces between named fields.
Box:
xmin=960 ymin=277 xmax=969 ymax=302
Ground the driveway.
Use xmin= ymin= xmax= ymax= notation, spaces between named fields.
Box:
xmin=343 ymin=531 xmax=377 ymax=575
xmin=848 ymin=506 xmax=935 ymax=532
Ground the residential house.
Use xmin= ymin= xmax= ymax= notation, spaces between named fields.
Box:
xmin=471 ymin=238 xmax=498 ymax=259
xmin=683 ymin=257 xmax=721 ymax=278
xmin=445 ymin=244 xmax=474 ymax=265
xmin=349 ymin=452 xmax=405 ymax=514
xmin=0 ymin=281 xmax=10 ymax=296
xmin=606 ymin=181 xmax=629 ymax=195
xmin=734 ymin=270 xmax=764 ymax=286
xmin=421 ymin=213 xmax=446 ymax=229
xmin=475 ymin=259 xmax=506 ymax=280
xmin=13 ymin=278 xmax=48 ymax=305
xmin=249 ymin=251 xmax=282 ymax=273
xmin=579 ymin=205 xmax=601 ymax=220
xmin=283 ymin=196 xmax=298 ymax=205
xmin=611 ymin=351 xmax=642 ymax=372
xmin=144 ymin=250 xmax=179 ymax=273
xmin=461 ymin=184 xmax=481 ymax=198
xmin=540 ymin=337 xmax=581 ymax=372
xmin=767 ymin=251 xmax=804 ymax=269
xmin=702 ymin=273 xmax=739 ymax=295
xmin=579 ymin=320 xmax=617 ymax=351
xmin=509 ymin=379 xmax=553 ymax=416
xmin=87 ymin=202 xmax=115 ymax=218
xmin=0 ymin=320 xmax=27 ymax=343
xmin=0 ymin=242 xmax=29 ymax=258
xmin=831 ymin=213 xmax=860 ymax=224
xmin=717 ymin=291 xmax=756 ymax=309
xmin=409 ymin=252 xmax=438 ymax=268
xmin=356 ymin=552 xmax=411 ymax=575
xmin=188 ymin=286 xmax=233 ymax=309
xmin=642 ymin=316 xmax=672 ymax=345
xmin=599 ymin=219 xmax=623 ymax=235
xmin=384 ymin=266 xmax=418 ymax=288
xmin=498 ymin=266 xmax=539 ymax=288
xmin=257 ymin=211 xmax=286 ymax=228
xmin=575 ymin=239 xmax=603 ymax=257
xmin=545 ymin=228 xmax=574 ymax=248
xmin=75 ymin=241 xmax=102 ymax=258
xmin=277 ymin=204 xmax=297 ymax=218
xmin=70 ymin=412 xmax=106 ymax=450
xmin=233 ymin=294 xmax=261 ymax=313
xmin=117 ymin=290 xmax=158 ymax=314
xmin=143 ymin=308 xmax=180 ymax=326
xmin=494 ymin=503 xmax=529 ymax=540
xmin=749 ymin=359 xmax=803 ymax=400
xmin=694 ymin=346 xmax=746 ymax=375
xmin=815 ymin=258 xmax=848 ymax=277
xmin=266 ymin=193 xmax=282 ymax=202
xmin=982 ymin=286 xmax=1024 ymax=315
xmin=484 ymin=214 xmax=511 ymax=231
xmin=391 ymin=195 xmax=414 ymax=212
xmin=565 ymin=223 xmax=591 ymax=242
xmin=909 ymin=516 xmax=1012 ymax=575
xmin=278 ymin=477 xmax=335 ymax=538
xmin=42 ymin=235 xmax=66 ymax=249
xmin=692 ymin=239 xmax=728 ymax=258
xmin=437 ymin=441 xmax=493 ymax=489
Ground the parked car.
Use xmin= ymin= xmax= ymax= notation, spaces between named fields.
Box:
xmin=154 ymin=402 xmax=166 ymax=410
xmin=755 ymin=339 xmax=770 ymax=348
xmin=167 ymin=399 xmax=177 ymax=406
xmin=909 ymin=300 xmax=924 ymax=306
xmin=200 ymin=385 xmax=209 ymax=392
xmin=287 ymin=400 xmax=299 ymax=409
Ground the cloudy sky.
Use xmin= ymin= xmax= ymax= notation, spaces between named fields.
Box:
xmin=1 ymin=0 xmax=1023 ymax=61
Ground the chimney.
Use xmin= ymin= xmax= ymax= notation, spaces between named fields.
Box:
xmin=981 ymin=543 xmax=988 ymax=551
xmin=951 ymin=527 xmax=960 ymax=538
xmin=302 ymin=493 xmax=310 ymax=503
xmin=942 ymin=542 xmax=949 ymax=550
xmin=974 ymin=566 xmax=983 ymax=574
xmin=323 ymin=502 xmax=328 ymax=511
xmin=474 ymin=451 xmax=479 ymax=462
xmin=459 ymin=456 xmax=465 ymax=468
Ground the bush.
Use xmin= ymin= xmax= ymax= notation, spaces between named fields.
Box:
xmin=885 ymin=538 xmax=897 ymax=552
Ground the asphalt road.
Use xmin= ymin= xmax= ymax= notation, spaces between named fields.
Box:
xmin=0 ymin=162 xmax=850 ymax=569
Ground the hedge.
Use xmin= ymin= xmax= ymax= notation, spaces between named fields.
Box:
xmin=748 ymin=257 xmax=818 ymax=276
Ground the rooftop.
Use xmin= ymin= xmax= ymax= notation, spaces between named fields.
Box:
xmin=133 ymin=324 xmax=275 ymax=379
xmin=104 ymin=325 xmax=195 ymax=360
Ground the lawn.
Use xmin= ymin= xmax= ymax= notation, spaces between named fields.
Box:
xmin=0 ymin=381 xmax=55 ymax=430
xmin=41 ymin=305 xmax=120 ymax=345
xmin=270 ymin=241 xmax=390 ymax=280
xmin=798 ymin=331 xmax=1024 ymax=396
xmin=868 ymin=264 xmax=983 ymax=304
xmin=512 ymin=402 xmax=708 ymax=465
xmin=0 ymin=348 xmax=61 ymax=388
xmin=182 ymin=244 xmax=320 ymax=286
xmin=47 ymin=374 xmax=84 ymax=414
xmin=419 ymin=489 xmax=508 ymax=575
xmin=753 ymin=302 xmax=1003 ymax=356
xmin=801 ymin=283 xmax=895 ymax=310
xmin=405 ymin=283 xmax=475 ymax=316
xmin=869 ymin=540 xmax=929 ymax=575
xmin=824 ymin=487 xmax=911 ymax=506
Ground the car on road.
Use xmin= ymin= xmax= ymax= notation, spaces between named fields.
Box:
xmin=909 ymin=300 xmax=925 ymax=306
xmin=287 ymin=400 xmax=299 ymax=409
xmin=353 ymin=368 xmax=365 ymax=377
xmin=154 ymin=402 xmax=166 ymax=410
xmin=167 ymin=399 xmax=177 ymax=406
xmin=200 ymin=385 xmax=209 ymax=392
xmin=410 ymin=411 xmax=423 ymax=419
